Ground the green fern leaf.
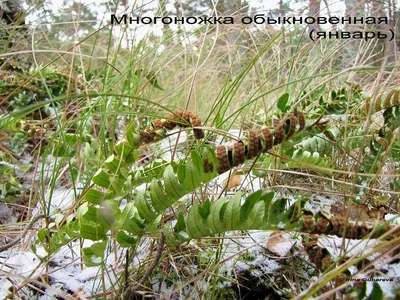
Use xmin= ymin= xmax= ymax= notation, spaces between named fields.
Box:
xmin=206 ymin=198 xmax=228 ymax=234
xmin=266 ymin=198 xmax=287 ymax=228
xmin=84 ymin=188 xmax=112 ymax=205
xmin=184 ymin=160 xmax=201 ymax=191
xmin=79 ymin=223 xmax=107 ymax=240
xmin=186 ymin=200 xmax=211 ymax=238
xmin=116 ymin=230 xmax=137 ymax=247
xmin=163 ymin=165 xmax=187 ymax=200
xmin=77 ymin=203 xmax=112 ymax=232
xmin=150 ymin=178 xmax=170 ymax=212
xmin=240 ymin=190 xmax=265 ymax=229
xmin=224 ymin=192 xmax=242 ymax=231
xmin=240 ymin=190 xmax=262 ymax=223
xmin=135 ymin=192 xmax=157 ymax=222
xmin=242 ymin=200 xmax=265 ymax=230
xmin=174 ymin=212 xmax=186 ymax=233
xmin=92 ymin=168 xmax=111 ymax=188
xmin=82 ymin=240 xmax=107 ymax=266
xmin=191 ymin=150 xmax=204 ymax=182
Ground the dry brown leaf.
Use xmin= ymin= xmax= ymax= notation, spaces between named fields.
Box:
xmin=222 ymin=174 xmax=242 ymax=191
xmin=266 ymin=232 xmax=293 ymax=257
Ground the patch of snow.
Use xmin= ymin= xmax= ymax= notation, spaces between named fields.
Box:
xmin=214 ymin=129 xmax=245 ymax=145
xmin=305 ymin=194 xmax=339 ymax=214
xmin=248 ymin=231 xmax=273 ymax=246
xmin=317 ymin=235 xmax=380 ymax=260
xmin=253 ymin=255 xmax=280 ymax=273
xmin=353 ymin=274 xmax=397 ymax=298
xmin=0 ymin=161 xmax=17 ymax=169
xmin=24 ymin=155 xmax=57 ymax=184
xmin=0 ymin=236 xmax=127 ymax=298
xmin=47 ymin=188 xmax=74 ymax=214
xmin=51 ymin=266 xmax=83 ymax=294
xmin=235 ymin=261 xmax=249 ymax=272
xmin=316 ymin=235 xmax=400 ymax=282
xmin=31 ymin=188 xmax=74 ymax=217
xmin=2 ymin=250 xmax=42 ymax=277
xmin=160 ymin=129 xmax=187 ymax=161
xmin=387 ymin=263 xmax=400 ymax=278
xmin=0 ymin=204 xmax=18 ymax=225
xmin=74 ymin=266 xmax=102 ymax=282
xmin=216 ymin=231 xmax=286 ymax=285
xmin=152 ymin=280 xmax=174 ymax=295
xmin=386 ymin=214 xmax=400 ymax=224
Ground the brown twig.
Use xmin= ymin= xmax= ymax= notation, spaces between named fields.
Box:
xmin=124 ymin=233 xmax=166 ymax=297
xmin=0 ymin=213 xmax=44 ymax=252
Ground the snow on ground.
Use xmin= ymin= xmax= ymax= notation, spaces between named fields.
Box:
xmin=159 ymin=129 xmax=187 ymax=162
xmin=216 ymin=231 xmax=296 ymax=280
xmin=0 ymin=238 xmax=129 ymax=298
xmin=305 ymin=194 xmax=340 ymax=214
xmin=44 ymin=188 xmax=74 ymax=215
xmin=0 ymin=185 xmax=127 ymax=298
xmin=0 ymin=204 xmax=19 ymax=225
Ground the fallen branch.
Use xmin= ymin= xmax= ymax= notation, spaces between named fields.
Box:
xmin=124 ymin=233 xmax=166 ymax=297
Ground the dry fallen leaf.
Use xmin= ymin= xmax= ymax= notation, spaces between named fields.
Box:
xmin=266 ymin=232 xmax=293 ymax=257
xmin=222 ymin=174 xmax=242 ymax=191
